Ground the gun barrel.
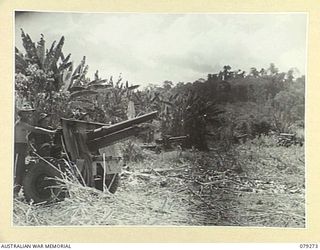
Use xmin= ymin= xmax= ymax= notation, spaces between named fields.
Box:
xmin=87 ymin=111 xmax=158 ymax=141
xmin=87 ymin=126 xmax=140 ymax=151
xmin=156 ymin=135 xmax=188 ymax=144
xmin=168 ymin=135 xmax=188 ymax=141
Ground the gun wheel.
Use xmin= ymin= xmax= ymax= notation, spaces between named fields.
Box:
xmin=22 ymin=159 xmax=68 ymax=204
xmin=94 ymin=174 xmax=120 ymax=194
xmin=106 ymin=174 xmax=120 ymax=194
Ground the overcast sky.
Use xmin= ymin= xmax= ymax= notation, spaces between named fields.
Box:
xmin=15 ymin=12 xmax=307 ymax=87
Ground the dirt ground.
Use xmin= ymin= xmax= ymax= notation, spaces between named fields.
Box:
xmin=112 ymin=145 xmax=305 ymax=227
xmin=13 ymin=142 xmax=305 ymax=227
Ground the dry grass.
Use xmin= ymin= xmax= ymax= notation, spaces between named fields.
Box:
xmin=13 ymin=140 xmax=305 ymax=227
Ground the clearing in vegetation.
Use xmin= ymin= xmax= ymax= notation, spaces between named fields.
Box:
xmin=13 ymin=137 xmax=305 ymax=227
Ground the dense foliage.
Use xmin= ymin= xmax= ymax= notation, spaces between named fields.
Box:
xmin=15 ymin=31 xmax=305 ymax=150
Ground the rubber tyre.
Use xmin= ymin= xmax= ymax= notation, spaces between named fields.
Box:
xmin=23 ymin=160 xmax=67 ymax=204
xmin=105 ymin=174 xmax=120 ymax=194
xmin=94 ymin=174 xmax=120 ymax=194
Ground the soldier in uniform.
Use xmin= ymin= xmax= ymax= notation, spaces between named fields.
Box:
xmin=28 ymin=113 xmax=53 ymax=156
xmin=14 ymin=104 xmax=56 ymax=196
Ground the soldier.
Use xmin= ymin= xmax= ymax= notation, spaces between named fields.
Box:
xmin=28 ymin=112 xmax=53 ymax=156
xmin=14 ymin=104 xmax=56 ymax=196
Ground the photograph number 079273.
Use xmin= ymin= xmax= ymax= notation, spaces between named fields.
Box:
xmin=300 ymin=244 xmax=319 ymax=248
xmin=13 ymin=11 xmax=306 ymax=227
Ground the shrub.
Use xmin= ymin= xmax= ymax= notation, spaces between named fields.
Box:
xmin=121 ymin=141 xmax=146 ymax=164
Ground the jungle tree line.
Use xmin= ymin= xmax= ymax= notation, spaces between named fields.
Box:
xmin=15 ymin=31 xmax=305 ymax=150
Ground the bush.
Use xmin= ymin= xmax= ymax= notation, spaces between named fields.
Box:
xmin=250 ymin=134 xmax=278 ymax=147
xmin=121 ymin=141 xmax=146 ymax=164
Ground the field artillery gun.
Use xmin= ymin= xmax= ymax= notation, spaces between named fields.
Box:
xmin=155 ymin=135 xmax=189 ymax=149
xmin=22 ymin=111 xmax=158 ymax=204
xmin=141 ymin=135 xmax=189 ymax=153
xmin=277 ymin=133 xmax=303 ymax=147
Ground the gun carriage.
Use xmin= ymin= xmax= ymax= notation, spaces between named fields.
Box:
xmin=22 ymin=111 xmax=158 ymax=203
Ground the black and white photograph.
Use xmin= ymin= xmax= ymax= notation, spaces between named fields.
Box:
xmin=13 ymin=11 xmax=306 ymax=227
